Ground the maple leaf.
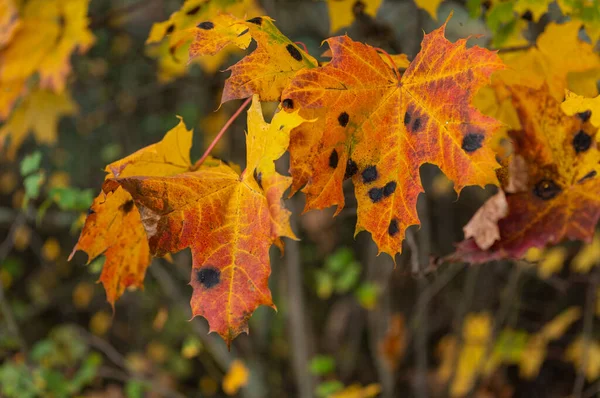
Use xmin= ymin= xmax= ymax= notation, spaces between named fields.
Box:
xmin=326 ymin=0 xmax=383 ymax=33
xmin=189 ymin=16 xmax=318 ymax=103
xmin=104 ymin=97 xmax=304 ymax=343
xmin=70 ymin=118 xmax=194 ymax=306
xmin=282 ymin=18 xmax=504 ymax=258
xmin=0 ymin=89 xmax=77 ymax=160
xmin=414 ymin=0 xmax=443 ymax=20
xmin=145 ymin=0 xmax=262 ymax=81
xmin=456 ymin=84 xmax=600 ymax=262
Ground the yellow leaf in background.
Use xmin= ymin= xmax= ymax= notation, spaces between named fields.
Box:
xmin=562 ymin=91 xmax=600 ymax=128
xmin=223 ymin=359 xmax=249 ymax=395
xmin=572 ymin=232 xmax=600 ymax=273
xmin=331 ymin=383 xmax=382 ymax=398
xmin=537 ymin=246 xmax=567 ymax=279
xmin=72 ymin=282 xmax=94 ymax=309
xmin=0 ymin=89 xmax=77 ymax=160
xmin=499 ymin=22 xmax=600 ymax=101
xmin=524 ymin=247 xmax=544 ymax=263
xmin=152 ymin=307 xmax=168 ymax=331
xmin=42 ymin=237 xmax=61 ymax=262
xmin=567 ymin=337 xmax=600 ymax=381
xmin=519 ymin=334 xmax=546 ymax=379
xmin=0 ymin=0 xmax=94 ymax=103
xmin=414 ymin=0 xmax=443 ymax=19
xmin=541 ymin=307 xmax=581 ymax=340
xmin=327 ymin=0 xmax=383 ymax=33
xmin=48 ymin=171 xmax=71 ymax=189
xmin=0 ymin=0 xmax=19 ymax=48
xmin=147 ymin=341 xmax=169 ymax=364
xmin=89 ymin=311 xmax=112 ymax=336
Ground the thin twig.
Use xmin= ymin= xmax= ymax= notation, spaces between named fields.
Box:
xmin=192 ymin=97 xmax=252 ymax=170
xmin=573 ymin=270 xmax=598 ymax=397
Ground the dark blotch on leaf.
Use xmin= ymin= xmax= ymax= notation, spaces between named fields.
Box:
xmin=533 ymin=179 xmax=561 ymax=200
xmin=338 ymin=112 xmax=349 ymax=127
xmin=253 ymin=168 xmax=263 ymax=189
xmin=521 ymin=10 xmax=533 ymax=21
xmin=388 ymin=219 xmax=399 ymax=236
xmin=362 ymin=165 xmax=378 ymax=183
xmin=383 ymin=181 xmax=396 ymax=197
xmin=412 ymin=117 xmax=421 ymax=132
xmin=247 ymin=17 xmax=262 ymax=25
xmin=462 ymin=133 xmax=484 ymax=153
xmin=196 ymin=267 xmax=220 ymax=289
xmin=578 ymin=170 xmax=597 ymax=183
xmin=329 ymin=149 xmax=339 ymax=169
xmin=120 ymin=200 xmax=134 ymax=214
xmin=197 ymin=21 xmax=214 ymax=30
xmin=368 ymin=187 xmax=384 ymax=203
xmin=286 ymin=44 xmax=302 ymax=61
xmin=186 ymin=5 xmax=201 ymax=15
xmin=403 ymin=111 xmax=411 ymax=126
xmin=165 ymin=24 xmax=175 ymax=34
xmin=282 ymin=98 xmax=294 ymax=110
xmin=87 ymin=207 xmax=95 ymax=216
xmin=578 ymin=110 xmax=592 ymax=122
xmin=344 ymin=158 xmax=358 ymax=179
xmin=573 ymin=130 xmax=592 ymax=153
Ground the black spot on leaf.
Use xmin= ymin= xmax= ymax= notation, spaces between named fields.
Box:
xmin=573 ymin=130 xmax=592 ymax=153
xmin=412 ymin=117 xmax=422 ymax=132
xmin=383 ymin=181 xmax=396 ymax=197
xmin=282 ymin=98 xmax=294 ymax=110
xmin=578 ymin=170 xmax=597 ymax=183
xmin=165 ymin=24 xmax=175 ymax=34
xmin=197 ymin=21 xmax=214 ymax=30
xmin=388 ymin=219 xmax=399 ymax=236
xmin=247 ymin=17 xmax=262 ymax=25
xmin=238 ymin=28 xmax=249 ymax=37
xmin=344 ymin=158 xmax=358 ymax=179
xmin=120 ymin=200 xmax=134 ymax=213
xmin=403 ymin=111 xmax=411 ymax=126
xmin=253 ymin=169 xmax=263 ymax=189
xmin=329 ymin=149 xmax=339 ymax=168
xmin=87 ymin=207 xmax=95 ymax=216
xmin=368 ymin=187 xmax=384 ymax=203
xmin=186 ymin=5 xmax=201 ymax=15
xmin=521 ymin=10 xmax=533 ymax=21
xmin=533 ymin=179 xmax=561 ymax=200
xmin=338 ymin=112 xmax=349 ymax=127
xmin=462 ymin=133 xmax=484 ymax=153
xmin=196 ymin=267 xmax=220 ymax=288
xmin=577 ymin=110 xmax=592 ymax=122
xmin=286 ymin=44 xmax=302 ymax=61
xmin=362 ymin=165 xmax=378 ymax=183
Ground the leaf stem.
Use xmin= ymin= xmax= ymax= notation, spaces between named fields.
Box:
xmin=192 ymin=97 xmax=253 ymax=170
xmin=294 ymin=41 xmax=308 ymax=53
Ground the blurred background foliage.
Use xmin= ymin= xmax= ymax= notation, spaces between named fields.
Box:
xmin=1 ymin=0 xmax=600 ymax=397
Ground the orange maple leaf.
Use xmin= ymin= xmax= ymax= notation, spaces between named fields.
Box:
xmin=70 ymin=118 xmax=193 ymax=306
xmin=456 ymin=84 xmax=600 ymax=262
xmin=281 ymin=17 xmax=505 ymax=258
xmin=100 ymin=97 xmax=304 ymax=344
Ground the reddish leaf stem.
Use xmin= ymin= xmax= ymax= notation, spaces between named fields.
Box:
xmin=374 ymin=47 xmax=400 ymax=80
xmin=295 ymin=41 xmax=308 ymax=53
xmin=192 ymin=97 xmax=253 ymax=170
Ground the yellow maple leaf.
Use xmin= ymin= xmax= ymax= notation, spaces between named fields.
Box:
xmin=0 ymin=89 xmax=77 ymax=160
xmin=222 ymin=360 xmax=249 ymax=395
xmin=414 ymin=0 xmax=443 ymax=19
xmin=0 ymin=0 xmax=19 ymax=48
xmin=327 ymin=0 xmax=383 ymax=33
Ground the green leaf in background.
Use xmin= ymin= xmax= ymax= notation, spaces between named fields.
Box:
xmin=20 ymin=151 xmax=42 ymax=176
xmin=315 ymin=269 xmax=334 ymax=299
xmin=325 ymin=248 xmax=354 ymax=273
xmin=126 ymin=380 xmax=145 ymax=398
xmin=315 ymin=380 xmax=344 ymax=398
xmin=334 ymin=261 xmax=361 ymax=294
xmin=23 ymin=172 xmax=45 ymax=202
xmin=48 ymin=187 xmax=94 ymax=212
xmin=309 ymin=355 xmax=336 ymax=375
xmin=355 ymin=282 xmax=379 ymax=310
